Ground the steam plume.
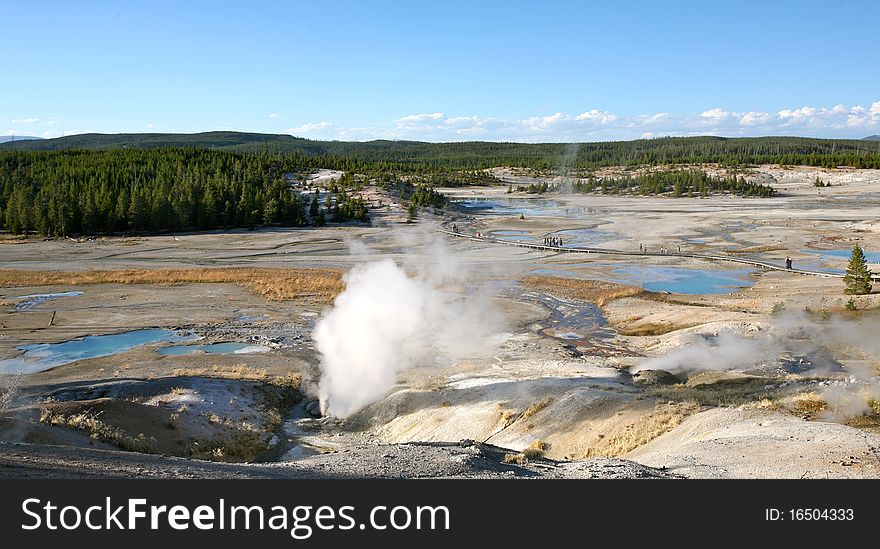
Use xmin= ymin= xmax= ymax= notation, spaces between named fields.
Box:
xmin=632 ymin=312 xmax=880 ymax=422
xmin=555 ymin=142 xmax=580 ymax=193
xmin=315 ymin=235 xmax=505 ymax=418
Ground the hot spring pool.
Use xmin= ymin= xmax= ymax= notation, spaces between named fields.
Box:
xmin=0 ymin=328 xmax=193 ymax=374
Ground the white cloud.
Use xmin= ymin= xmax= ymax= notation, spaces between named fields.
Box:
xmin=778 ymin=106 xmax=817 ymax=123
xmin=524 ymin=112 xmax=569 ymax=130
xmin=394 ymin=112 xmax=445 ymax=127
xmin=268 ymin=113 xmax=279 ymax=119
xmin=278 ymin=100 xmax=880 ymax=142
xmin=633 ymin=112 xmax=669 ymax=125
xmin=575 ymin=109 xmax=618 ymax=124
xmin=12 ymin=118 xmax=39 ymax=125
xmin=739 ymin=111 xmax=773 ymax=126
xmin=288 ymin=121 xmax=334 ymax=135
xmin=146 ymin=122 xmax=156 ymax=129
xmin=700 ymin=108 xmax=730 ymax=121
xmin=846 ymin=101 xmax=880 ymax=128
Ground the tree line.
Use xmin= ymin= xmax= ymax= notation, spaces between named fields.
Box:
xmin=5 ymin=132 xmax=880 ymax=171
xmin=572 ymin=169 xmax=776 ymax=197
xmin=0 ymin=148 xmax=372 ymax=236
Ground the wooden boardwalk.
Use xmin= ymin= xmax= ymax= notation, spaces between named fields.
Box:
xmin=437 ymin=228 xmax=880 ymax=281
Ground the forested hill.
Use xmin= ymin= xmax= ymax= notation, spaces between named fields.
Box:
xmin=2 ymin=132 xmax=880 ymax=169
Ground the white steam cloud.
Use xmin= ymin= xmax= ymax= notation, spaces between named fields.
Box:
xmin=315 ymin=240 xmax=506 ymax=418
xmin=633 ymin=329 xmax=769 ymax=374
xmin=632 ymin=312 xmax=880 ymax=422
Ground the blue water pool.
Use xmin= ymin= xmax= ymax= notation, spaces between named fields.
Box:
xmin=14 ymin=291 xmax=84 ymax=311
xmin=0 ymin=329 xmax=193 ymax=374
xmin=802 ymin=248 xmax=880 ymax=263
xmin=606 ymin=265 xmax=754 ymax=294
xmin=528 ymin=265 xmax=755 ymax=294
xmin=488 ymin=230 xmax=533 ymax=242
xmin=451 ymin=197 xmax=595 ymax=218
xmin=547 ymin=227 xmax=617 ymax=248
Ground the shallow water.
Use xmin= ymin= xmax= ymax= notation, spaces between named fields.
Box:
xmin=547 ymin=227 xmax=617 ymax=248
xmin=14 ymin=291 xmax=83 ymax=311
xmin=802 ymin=248 xmax=880 ymax=263
xmin=0 ymin=328 xmax=192 ymax=374
xmin=606 ymin=264 xmax=754 ymax=294
xmin=157 ymin=342 xmax=272 ymax=356
xmin=488 ymin=229 xmax=532 ymax=242
xmin=528 ymin=264 xmax=755 ymax=294
xmin=452 ymin=197 xmax=596 ymax=218
xmin=521 ymin=292 xmax=634 ymax=356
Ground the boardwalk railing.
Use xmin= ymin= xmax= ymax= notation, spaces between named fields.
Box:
xmin=437 ymin=228 xmax=880 ymax=282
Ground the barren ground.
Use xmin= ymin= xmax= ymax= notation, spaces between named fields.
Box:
xmin=2 ymin=164 xmax=879 ymax=478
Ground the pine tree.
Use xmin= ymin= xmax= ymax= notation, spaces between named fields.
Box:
xmin=844 ymin=243 xmax=873 ymax=295
xmin=309 ymin=192 xmax=319 ymax=218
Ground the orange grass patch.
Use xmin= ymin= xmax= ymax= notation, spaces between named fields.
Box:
xmin=0 ymin=267 xmax=344 ymax=303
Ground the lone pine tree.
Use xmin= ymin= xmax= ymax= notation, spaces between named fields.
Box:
xmin=844 ymin=243 xmax=873 ymax=295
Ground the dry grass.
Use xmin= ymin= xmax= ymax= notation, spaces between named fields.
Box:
xmin=518 ymin=275 xmax=710 ymax=336
xmin=496 ymin=404 xmax=516 ymax=427
xmin=165 ymin=363 xmax=301 ymax=390
xmin=0 ymin=299 xmax=13 ymax=308
xmin=189 ymin=430 xmax=267 ymax=462
xmin=0 ymin=235 xmax=29 ymax=245
xmin=844 ymin=400 xmax=880 ymax=433
xmin=522 ymin=439 xmax=548 ymax=459
xmin=791 ymin=392 xmax=828 ymax=418
xmin=39 ymin=407 xmax=157 ymax=453
xmin=502 ymin=452 xmax=526 ymax=465
xmin=616 ymin=322 xmax=698 ymax=336
xmin=410 ymin=376 xmax=446 ymax=391
xmin=724 ymin=244 xmax=785 ymax=255
xmin=583 ymin=402 xmax=699 ymax=457
xmin=522 ymin=275 xmax=646 ymax=307
xmin=645 ymin=376 xmax=775 ymax=407
xmin=521 ymin=398 xmax=552 ymax=421
xmin=0 ymin=374 xmax=23 ymax=411
xmin=0 ymin=267 xmax=344 ymax=303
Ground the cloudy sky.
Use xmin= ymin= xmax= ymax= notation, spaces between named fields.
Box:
xmin=3 ymin=0 xmax=879 ymax=142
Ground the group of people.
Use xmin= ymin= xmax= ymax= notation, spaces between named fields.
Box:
xmin=639 ymin=243 xmax=682 ymax=254
xmin=544 ymin=237 xmax=563 ymax=247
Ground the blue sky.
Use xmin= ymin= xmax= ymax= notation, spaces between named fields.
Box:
xmin=3 ymin=0 xmax=879 ymax=142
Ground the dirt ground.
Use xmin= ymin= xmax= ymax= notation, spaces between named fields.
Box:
xmin=2 ymin=164 xmax=880 ymax=478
